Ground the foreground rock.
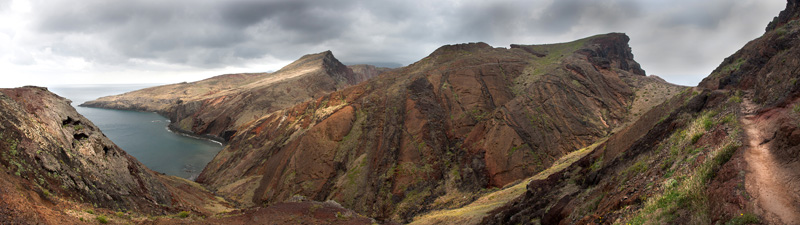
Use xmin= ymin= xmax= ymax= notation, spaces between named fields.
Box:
xmin=82 ymin=51 xmax=388 ymax=142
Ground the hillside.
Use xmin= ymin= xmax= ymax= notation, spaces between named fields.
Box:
xmin=82 ymin=51 xmax=389 ymax=142
xmin=0 ymin=86 xmax=378 ymax=224
xmin=0 ymin=86 xmax=231 ymax=223
xmin=194 ymin=33 xmax=683 ymax=222
xmin=478 ymin=0 xmax=800 ymax=224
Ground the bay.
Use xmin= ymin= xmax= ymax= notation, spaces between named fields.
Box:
xmin=49 ymin=84 xmax=223 ymax=180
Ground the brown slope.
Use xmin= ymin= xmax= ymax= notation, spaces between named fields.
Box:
xmin=81 ymin=51 xmax=386 ymax=141
xmin=485 ymin=1 xmax=800 ymax=224
xmin=196 ymin=33 xmax=677 ymax=222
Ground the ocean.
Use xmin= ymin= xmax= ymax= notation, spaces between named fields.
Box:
xmin=49 ymin=84 xmax=223 ymax=180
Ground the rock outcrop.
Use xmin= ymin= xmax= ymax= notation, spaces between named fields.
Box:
xmin=196 ymin=33 xmax=680 ymax=222
xmin=82 ymin=51 xmax=388 ymax=142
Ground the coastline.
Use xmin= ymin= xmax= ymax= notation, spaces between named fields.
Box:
xmin=78 ymin=104 xmax=228 ymax=146
xmin=166 ymin=123 xmax=227 ymax=146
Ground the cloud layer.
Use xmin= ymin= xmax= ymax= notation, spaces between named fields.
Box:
xmin=0 ymin=0 xmax=787 ymax=86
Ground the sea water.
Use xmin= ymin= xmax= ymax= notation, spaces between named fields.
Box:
xmin=50 ymin=84 xmax=223 ymax=180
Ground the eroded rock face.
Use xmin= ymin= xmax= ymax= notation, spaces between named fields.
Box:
xmin=0 ymin=87 xmax=172 ymax=214
xmin=82 ymin=51 xmax=387 ymax=142
xmin=699 ymin=0 xmax=800 ymax=107
xmin=197 ymin=33 xmax=669 ymax=222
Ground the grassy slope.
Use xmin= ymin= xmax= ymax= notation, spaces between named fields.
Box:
xmin=410 ymin=140 xmax=605 ymax=225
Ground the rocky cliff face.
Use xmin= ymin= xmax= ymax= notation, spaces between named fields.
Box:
xmin=196 ymin=33 xmax=678 ymax=222
xmin=0 ymin=87 xmax=172 ymax=213
xmin=483 ymin=1 xmax=800 ymax=224
xmin=82 ymin=51 xmax=386 ymax=142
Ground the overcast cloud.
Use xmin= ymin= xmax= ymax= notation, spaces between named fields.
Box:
xmin=0 ymin=0 xmax=787 ymax=87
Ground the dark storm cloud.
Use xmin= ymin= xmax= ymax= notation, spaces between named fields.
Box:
xmin=32 ymin=0 xmax=356 ymax=67
xmin=32 ymin=0 xmax=645 ymax=67
xmin=11 ymin=0 xmax=786 ymax=86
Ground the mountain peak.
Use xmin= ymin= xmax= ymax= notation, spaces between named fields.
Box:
xmin=276 ymin=50 xmax=343 ymax=74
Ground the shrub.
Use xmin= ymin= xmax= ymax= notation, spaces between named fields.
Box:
xmin=85 ymin=209 xmax=94 ymax=214
xmin=725 ymin=213 xmax=760 ymax=225
xmin=178 ymin=211 xmax=190 ymax=218
xmin=702 ymin=118 xmax=714 ymax=130
xmin=729 ymin=95 xmax=742 ymax=103
xmin=691 ymin=133 xmax=703 ymax=144
xmin=96 ymin=215 xmax=108 ymax=224
xmin=590 ymin=156 xmax=603 ymax=172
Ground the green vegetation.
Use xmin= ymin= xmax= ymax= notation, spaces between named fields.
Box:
xmin=95 ymin=215 xmax=108 ymax=224
xmin=793 ymin=103 xmax=800 ymax=114
xmin=512 ymin=36 xmax=591 ymax=90
xmin=628 ymin=141 xmax=741 ymax=224
xmin=775 ymin=26 xmax=788 ymax=37
xmin=691 ymin=133 xmax=703 ymax=144
xmin=85 ymin=209 xmax=94 ymax=214
xmin=335 ymin=211 xmax=350 ymax=219
xmin=725 ymin=213 xmax=760 ymax=225
xmin=623 ymin=159 xmax=648 ymax=178
xmin=590 ymin=156 xmax=603 ymax=172
xmin=508 ymin=144 xmax=528 ymax=156
xmin=8 ymin=139 xmax=18 ymax=156
xmin=720 ymin=58 xmax=746 ymax=75
xmin=729 ymin=95 xmax=742 ymax=103
xmin=177 ymin=211 xmax=190 ymax=218
xmin=624 ymin=102 xmax=744 ymax=224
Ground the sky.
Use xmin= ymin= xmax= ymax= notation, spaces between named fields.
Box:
xmin=0 ymin=0 xmax=787 ymax=87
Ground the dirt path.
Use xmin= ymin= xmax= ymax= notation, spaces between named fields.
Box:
xmin=740 ymin=95 xmax=800 ymax=225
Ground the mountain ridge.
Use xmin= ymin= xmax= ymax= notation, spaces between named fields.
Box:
xmin=193 ymin=32 xmax=685 ymax=222
xmin=81 ymin=51 xmax=389 ymax=142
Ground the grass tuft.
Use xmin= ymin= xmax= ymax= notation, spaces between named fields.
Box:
xmin=96 ymin=215 xmax=108 ymax=224
xmin=725 ymin=213 xmax=760 ymax=225
xmin=178 ymin=211 xmax=190 ymax=218
xmin=691 ymin=133 xmax=703 ymax=144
